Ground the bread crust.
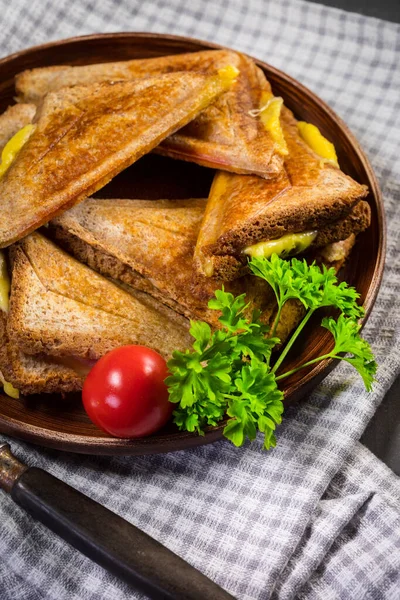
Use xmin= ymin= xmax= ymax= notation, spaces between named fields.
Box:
xmin=0 ymin=310 xmax=83 ymax=395
xmin=8 ymin=233 xmax=192 ymax=361
xmin=193 ymin=106 xmax=369 ymax=279
xmin=16 ymin=50 xmax=285 ymax=178
xmin=0 ymin=70 xmax=232 ymax=248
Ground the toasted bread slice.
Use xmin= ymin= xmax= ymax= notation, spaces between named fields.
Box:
xmin=202 ymin=200 xmax=370 ymax=280
xmin=0 ymin=286 xmax=190 ymax=396
xmin=15 ymin=50 xmax=285 ymax=178
xmin=193 ymin=106 xmax=370 ymax=280
xmin=50 ymin=197 xmax=360 ymax=342
xmin=156 ymin=53 xmax=285 ymax=178
xmin=8 ymin=233 xmax=191 ymax=361
xmin=15 ymin=50 xmax=236 ymax=102
xmin=50 ymin=198 xmax=218 ymax=324
xmin=0 ymin=68 xmax=235 ymax=248
xmin=0 ymin=310 xmax=84 ymax=395
xmin=0 ymin=103 xmax=36 ymax=151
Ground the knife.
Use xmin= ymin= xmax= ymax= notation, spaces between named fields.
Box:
xmin=0 ymin=443 xmax=235 ymax=600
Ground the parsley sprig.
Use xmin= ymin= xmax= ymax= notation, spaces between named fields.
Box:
xmin=166 ymin=255 xmax=377 ymax=450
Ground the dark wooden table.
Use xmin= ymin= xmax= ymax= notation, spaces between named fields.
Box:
xmin=309 ymin=0 xmax=400 ymax=23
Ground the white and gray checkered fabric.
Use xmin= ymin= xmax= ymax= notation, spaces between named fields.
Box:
xmin=0 ymin=0 xmax=399 ymax=598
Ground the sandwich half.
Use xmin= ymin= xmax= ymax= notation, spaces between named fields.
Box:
xmin=193 ymin=107 xmax=370 ymax=281
xmin=0 ymin=233 xmax=191 ymax=395
xmin=49 ymin=197 xmax=359 ymax=343
xmin=15 ymin=50 xmax=286 ymax=178
xmin=50 ymin=198 xmax=215 ymax=324
xmin=0 ymin=66 xmax=236 ymax=248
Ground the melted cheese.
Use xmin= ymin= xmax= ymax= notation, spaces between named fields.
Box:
xmin=0 ymin=251 xmax=10 ymax=313
xmin=3 ymin=381 xmax=19 ymax=399
xmin=0 ymin=252 xmax=19 ymax=398
xmin=244 ymin=231 xmax=317 ymax=259
xmin=217 ymin=64 xmax=240 ymax=84
xmin=0 ymin=124 xmax=35 ymax=179
xmin=203 ymin=257 xmax=215 ymax=278
xmin=0 ymin=370 xmax=19 ymax=399
xmin=297 ymin=121 xmax=339 ymax=167
xmin=251 ymin=91 xmax=288 ymax=156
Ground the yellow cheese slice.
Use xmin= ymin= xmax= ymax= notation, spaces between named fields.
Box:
xmin=251 ymin=91 xmax=288 ymax=156
xmin=297 ymin=121 xmax=339 ymax=167
xmin=244 ymin=231 xmax=317 ymax=259
xmin=0 ymin=252 xmax=19 ymax=397
xmin=3 ymin=381 xmax=19 ymax=399
xmin=0 ymin=251 xmax=10 ymax=313
xmin=0 ymin=123 xmax=35 ymax=179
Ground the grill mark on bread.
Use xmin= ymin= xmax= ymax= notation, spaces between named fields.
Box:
xmin=26 ymin=110 xmax=84 ymax=174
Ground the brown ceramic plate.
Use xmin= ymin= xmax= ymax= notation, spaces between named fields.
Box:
xmin=0 ymin=33 xmax=385 ymax=455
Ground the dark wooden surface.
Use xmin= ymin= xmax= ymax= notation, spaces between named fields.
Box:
xmin=310 ymin=0 xmax=400 ymax=22
xmin=0 ymin=33 xmax=385 ymax=455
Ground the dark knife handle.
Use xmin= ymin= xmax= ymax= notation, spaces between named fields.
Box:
xmin=11 ymin=467 xmax=235 ymax=600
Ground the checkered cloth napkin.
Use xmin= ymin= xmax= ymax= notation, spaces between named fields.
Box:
xmin=0 ymin=0 xmax=399 ymax=598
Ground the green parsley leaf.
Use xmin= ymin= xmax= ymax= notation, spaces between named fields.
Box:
xmin=319 ymin=272 xmax=364 ymax=319
xmin=249 ymin=255 xmax=364 ymax=317
xmin=322 ymin=315 xmax=377 ymax=391
xmin=190 ymin=320 xmax=212 ymax=353
xmin=208 ymin=288 xmax=251 ymax=333
xmin=166 ymin=253 xmax=376 ymax=451
xmin=224 ymin=360 xmax=284 ymax=450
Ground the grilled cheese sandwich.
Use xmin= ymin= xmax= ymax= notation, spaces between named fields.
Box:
xmin=0 ymin=68 xmax=236 ymax=248
xmin=193 ymin=106 xmax=370 ymax=280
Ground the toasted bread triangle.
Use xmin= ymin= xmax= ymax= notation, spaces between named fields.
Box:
xmin=15 ymin=50 xmax=285 ymax=178
xmin=193 ymin=106 xmax=370 ymax=279
xmin=50 ymin=198 xmax=276 ymax=329
xmin=50 ymin=197 xmax=361 ymax=340
xmin=0 ymin=69 xmax=233 ymax=248
xmin=50 ymin=198 xmax=213 ymax=323
xmin=8 ymin=233 xmax=191 ymax=361
xmin=16 ymin=50 xmax=237 ymax=103
xmin=157 ymin=53 xmax=285 ymax=178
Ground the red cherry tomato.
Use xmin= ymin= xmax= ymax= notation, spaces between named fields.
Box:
xmin=82 ymin=345 xmax=173 ymax=438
